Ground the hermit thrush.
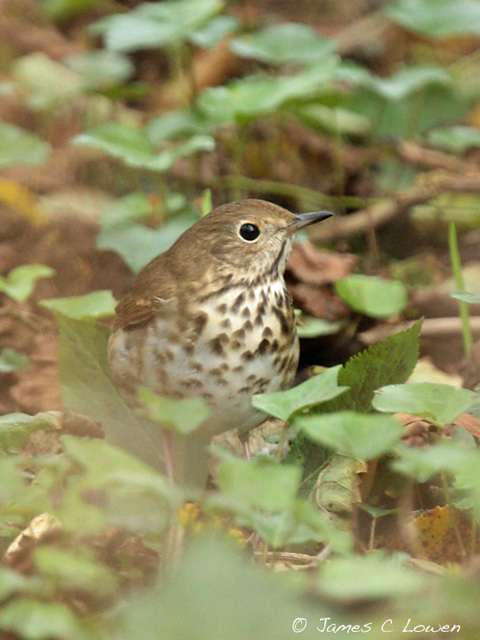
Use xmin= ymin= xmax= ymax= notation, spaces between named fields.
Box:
xmin=108 ymin=199 xmax=332 ymax=485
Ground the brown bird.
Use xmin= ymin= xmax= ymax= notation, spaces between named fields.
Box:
xmin=108 ymin=199 xmax=333 ymax=486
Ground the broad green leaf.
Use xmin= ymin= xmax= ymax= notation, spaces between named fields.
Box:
xmin=335 ymin=275 xmax=407 ymax=319
xmin=412 ymin=194 xmax=480 ymax=229
xmin=40 ymin=290 xmax=117 ymax=320
xmin=55 ymin=313 xmax=166 ymax=470
xmin=0 ymin=597 xmax=93 ymax=640
xmin=190 ymin=15 xmax=239 ymax=48
xmin=116 ymin=536 xmax=337 ymax=640
xmin=0 ymin=567 xmax=34 ymax=601
xmin=0 ymin=412 xmax=61 ymax=454
xmin=252 ymin=365 xmax=348 ymax=422
xmin=392 ymin=441 xmax=479 ymax=483
xmin=147 ymin=109 xmax=213 ymax=143
xmin=97 ymin=194 xmax=195 ymax=273
xmin=296 ymin=411 xmax=404 ymax=459
xmin=138 ymin=387 xmax=210 ymax=435
xmin=216 ymin=453 xmax=301 ymax=512
xmin=93 ymin=0 xmax=223 ymax=52
xmin=295 ymin=316 xmax=345 ymax=338
xmin=0 ymin=122 xmax=50 ymax=168
xmin=198 ymin=58 xmax=338 ymax=124
xmin=321 ymin=319 xmax=422 ymax=413
xmin=291 ymin=104 xmax=371 ymax=137
xmin=428 ymin=126 xmax=480 ymax=153
xmin=0 ymin=264 xmax=55 ymax=302
xmin=65 ymin=50 xmax=134 ymax=90
xmin=0 ymin=348 xmax=28 ymax=373
xmin=73 ymin=123 xmax=214 ymax=172
xmin=0 ymin=457 xmax=27 ymax=503
xmin=388 ymin=0 xmax=480 ymax=38
xmin=451 ymin=289 xmax=480 ymax=304
xmin=356 ymin=65 xmax=451 ymax=102
xmin=373 ymin=383 xmax=478 ymax=427
xmin=34 ymin=547 xmax=118 ymax=599
xmin=231 ymin=23 xmax=336 ymax=64
xmin=318 ymin=552 xmax=422 ymax=600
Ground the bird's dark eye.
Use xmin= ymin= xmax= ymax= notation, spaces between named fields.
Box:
xmin=239 ymin=223 xmax=260 ymax=242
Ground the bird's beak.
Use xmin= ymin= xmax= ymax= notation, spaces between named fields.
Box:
xmin=289 ymin=210 xmax=334 ymax=232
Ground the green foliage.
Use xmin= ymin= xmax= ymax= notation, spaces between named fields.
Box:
xmin=321 ymin=319 xmax=423 ymax=413
xmin=0 ymin=264 xmax=55 ymax=303
xmin=0 ymin=348 xmax=28 ymax=373
xmin=73 ymin=123 xmax=214 ymax=172
xmin=138 ymin=387 xmax=210 ymax=435
xmin=0 ymin=412 xmax=61 ymax=454
xmin=451 ymin=290 xmax=480 ymax=304
xmin=373 ymin=383 xmax=478 ymax=427
xmin=40 ymin=290 xmax=117 ymax=320
xmin=387 ymin=0 xmax=480 ymax=37
xmin=296 ymin=411 xmax=404 ymax=459
xmin=231 ymin=23 xmax=336 ymax=65
xmin=335 ymin=275 xmax=408 ymax=319
xmin=0 ymin=121 xmax=50 ymax=168
xmin=428 ymin=126 xmax=480 ymax=153
xmin=97 ymin=192 xmax=197 ymax=273
xmin=93 ymin=0 xmax=223 ymax=52
xmin=253 ymin=365 xmax=348 ymax=422
xmin=295 ymin=314 xmax=345 ymax=338
xmin=197 ymin=58 xmax=338 ymax=124
xmin=43 ymin=0 xmax=103 ymax=21
xmin=65 ymin=51 xmax=134 ymax=91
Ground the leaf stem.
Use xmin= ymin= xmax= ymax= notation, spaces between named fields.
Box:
xmin=449 ymin=221 xmax=472 ymax=357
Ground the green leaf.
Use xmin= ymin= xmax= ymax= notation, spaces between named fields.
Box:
xmin=356 ymin=65 xmax=451 ymax=102
xmin=40 ymin=290 xmax=117 ymax=320
xmin=73 ymin=123 xmax=214 ymax=172
xmin=296 ymin=411 xmax=404 ymax=459
xmin=0 ymin=412 xmax=61 ymax=454
xmin=318 ymin=552 xmax=422 ymax=600
xmin=451 ymin=289 xmax=480 ymax=304
xmin=55 ymin=313 xmax=166 ymax=470
xmin=0 ymin=597 xmax=94 ymax=640
xmin=428 ymin=126 xmax=480 ymax=153
xmin=295 ymin=316 xmax=345 ymax=338
xmin=138 ymin=387 xmax=210 ymax=435
xmin=34 ymin=547 xmax=119 ymax=599
xmin=373 ymin=383 xmax=478 ymax=427
xmin=335 ymin=275 xmax=407 ymax=319
xmin=65 ymin=50 xmax=134 ymax=90
xmin=231 ymin=23 xmax=336 ymax=64
xmin=0 ymin=348 xmax=28 ymax=373
xmin=392 ymin=441 xmax=478 ymax=483
xmin=387 ymin=0 xmax=480 ymax=38
xmin=147 ymin=109 xmax=213 ymax=143
xmin=0 ymin=567 xmax=34 ymax=602
xmin=0 ymin=457 xmax=27 ymax=503
xmin=252 ymin=365 xmax=348 ymax=422
xmin=321 ymin=319 xmax=423 ymax=413
xmin=190 ymin=15 xmax=239 ymax=48
xmin=198 ymin=58 xmax=338 ymax=124
xmin=97 ymin=193 xmax=195 ymax=273
xmin=93 ymin=0 xmax=223 ymax=52
xmin=0 ymin=121 xmax=50 ymax=168
xmin=116 ymin=535 xmax=335 ymax=640
xmin=0 ymin=264 xmax=55 ymax=302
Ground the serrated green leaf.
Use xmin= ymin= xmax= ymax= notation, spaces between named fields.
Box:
xmin=138 ymin=387 xmax=210 ymax=435
xmin=335 ymin=275 xmax=407 ymax=319
xmin=373 ymin=383 xmax=478 ymax=426
xmin=0 ymin=264 xmax=55 ymax=302
xmin=0 ymin=348 xmax=28 ymax=373
xmin=252 ymin=365 xmax=348 ymax=422
xmin=40 ymin=290 xmax=117 ymax=320
xmin=231 ymin=23 xmax=336 ymax=64
xmin=296 ymin=411 xmax=404 ymax=459
xmin=320 ymin=319 xmax=423 ymax=413
xmin=0 ymin=122 xmax=50 ymax=168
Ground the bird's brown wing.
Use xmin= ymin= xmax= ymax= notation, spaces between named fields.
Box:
xmin=113 ymin=255 xmax=176 ymax=330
